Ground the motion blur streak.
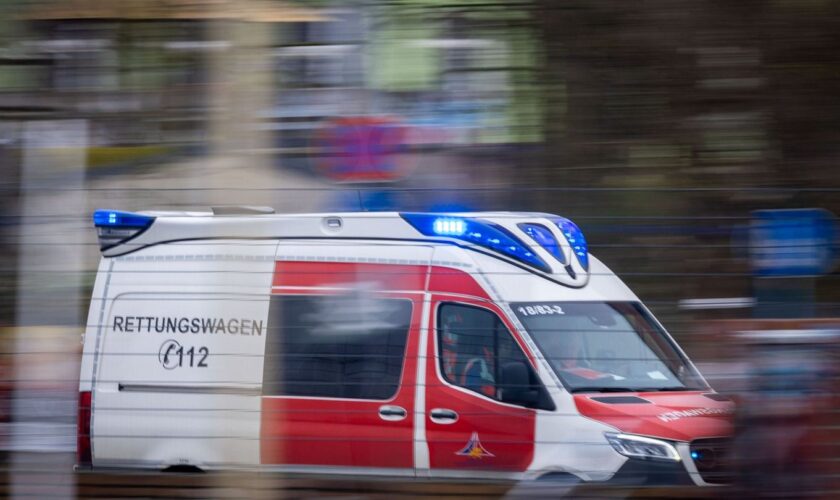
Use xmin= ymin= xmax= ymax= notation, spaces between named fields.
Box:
xmin=0 ymin=0 xmax=839 ymax=497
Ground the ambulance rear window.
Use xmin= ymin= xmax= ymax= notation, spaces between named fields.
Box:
xmin=263 ymin=295 xmax=412 ymax=400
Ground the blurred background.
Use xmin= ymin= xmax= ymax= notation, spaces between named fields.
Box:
xmin=0 ymin=0 xmax=839 ymax=497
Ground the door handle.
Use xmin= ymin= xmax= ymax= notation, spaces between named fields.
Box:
xmin=429 ymin=408 xmax=458 ymax=424
xmin=378 ymin=405 xmax=407 ymax=422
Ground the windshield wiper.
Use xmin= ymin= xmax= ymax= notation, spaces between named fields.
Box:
xmin=633 ymin=386 xmax=693 ymax=392
xmin=570 ymin=387 xmax=639 ymax=393
xmin=570 ymin=386 xmax=699 ymax=393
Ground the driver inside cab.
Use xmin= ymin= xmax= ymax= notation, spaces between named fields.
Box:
xmin=441 ymin=312 xmax=496 ymax=398
xmin=554 ymin=331 xmax=611 ymax=381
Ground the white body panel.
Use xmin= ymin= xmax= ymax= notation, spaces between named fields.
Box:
xmin=86 ymin=241 xmax=275 ymax=468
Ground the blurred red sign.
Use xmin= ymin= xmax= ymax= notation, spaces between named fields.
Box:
xmin=318 ymin=116 xmax=408 ymax=183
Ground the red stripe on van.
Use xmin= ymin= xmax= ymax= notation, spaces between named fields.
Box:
xmin=272 ymin=261 xmax=428 ymax=292
xmin=428 ymin=266 xmax=491 ymax=299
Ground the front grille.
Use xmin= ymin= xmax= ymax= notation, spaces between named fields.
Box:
xmin=689 ymin=438 xmax=734 ymax=484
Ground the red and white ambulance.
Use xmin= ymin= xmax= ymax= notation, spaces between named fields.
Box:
xmin=78 ymin=209 xmax=733 ymax=485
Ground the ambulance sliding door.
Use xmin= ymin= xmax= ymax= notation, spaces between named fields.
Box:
xmin=90 ymin=240 xmax=276 ymax=468
xmin=261 ymin=241 xmax=431 ymax=474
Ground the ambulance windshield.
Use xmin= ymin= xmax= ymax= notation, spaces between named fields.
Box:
xmin=511 ymin=302 xmax=707 ymax=393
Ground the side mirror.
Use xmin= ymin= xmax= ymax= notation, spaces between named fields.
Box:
xmin=500 ymin=361 xmax=539 ymax=407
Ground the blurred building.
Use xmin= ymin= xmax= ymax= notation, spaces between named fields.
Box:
xmin=1 ymin=0 xmax=839 ymax=361
xmin=1 ymin=0 xmax=323 ymax=154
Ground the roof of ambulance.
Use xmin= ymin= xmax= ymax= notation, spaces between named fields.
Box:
xmin=139 ymin=210 xmax=547 ymax=218
xmin=97 ymin=209 xmax=640 ymax=302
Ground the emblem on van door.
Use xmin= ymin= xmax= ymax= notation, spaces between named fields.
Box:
xmin=158 ymin=339 xmax=209 ymax=370
xmin=455 ymin=432 xmax=494 ymax=459
xmin=159 ymin=340 xmax=182 ymax=370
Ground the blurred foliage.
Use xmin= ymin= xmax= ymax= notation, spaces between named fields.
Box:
xmin=86 ymin=145 xmax=171 ymax=168
xmin=529 ymin=0 xmax=840 ymax=329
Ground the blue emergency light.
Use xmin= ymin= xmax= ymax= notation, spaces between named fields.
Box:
xmin=401 ymin=213 xmax=551 ymax=273
xmin=93 ymin=210 xmax=155 ymax=251
xmin=551 ymin=217 xmax=589 ymax=270
xmin=432 ymin=217 xmax=466 ymax=236
xmin=94 ymin=210 xmax=155 ymax=228
xmin=519 ymin=223 xmax=566 ymax=265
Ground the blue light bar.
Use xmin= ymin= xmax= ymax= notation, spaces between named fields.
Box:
xmin=518 ymin=223 xmax=566 ymax=265
xmin=401 ymin=213 xmax=551 ymax=273
xmin=93 ymin=210 xmax=155 ymax=228
xmin=93 ymin=210 xmax=155 ymax=251
xmin=551 ymin=217 xmax=589 ymax=270
xmin=433 ymin=217 xmax=466 ymax=236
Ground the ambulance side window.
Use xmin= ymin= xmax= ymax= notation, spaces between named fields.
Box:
xmin=438 ymin=303 xmax=553 ymax=410
xmin=263 ymin=295 xmax=412 ymax=400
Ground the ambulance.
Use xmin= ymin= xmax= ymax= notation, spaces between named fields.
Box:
xmin=78 ymin=208 xmax=733 ymax=485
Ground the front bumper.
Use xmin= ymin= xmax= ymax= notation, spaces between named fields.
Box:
xmin=606 ymin=457 xmax=694 ymax=486
xmin=605 ymin=441 xmax=731 ymax=487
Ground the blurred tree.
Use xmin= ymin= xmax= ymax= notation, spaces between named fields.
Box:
xmin=532 ymin=0 xmax=840 ymax=325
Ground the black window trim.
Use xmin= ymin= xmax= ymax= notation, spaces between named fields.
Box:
xmin=434 ymin=300 xmax=553 ymax=410
xmin=263 ymin=293 xmax=415 ymax=402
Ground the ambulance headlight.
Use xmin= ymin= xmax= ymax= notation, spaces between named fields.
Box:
xmin=604 ymin=433 xmax=681 ymax=462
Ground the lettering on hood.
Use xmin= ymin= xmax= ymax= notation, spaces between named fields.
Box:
xmin=657 ymin=407 xmax=733 ymax=423
xmin=112 ymin=316 xmax=264 ymax=336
